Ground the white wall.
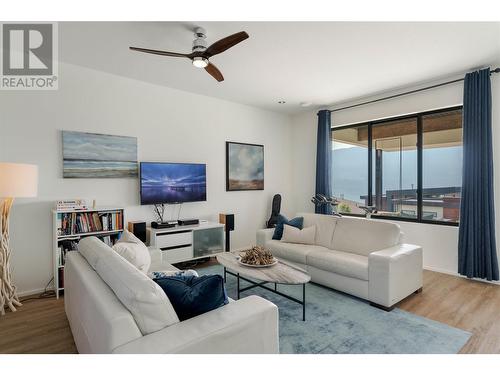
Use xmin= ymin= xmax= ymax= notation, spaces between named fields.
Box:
xmin=291 ymin=70 xmax=500 ymax=276
xmin=0 ymin=62 xmax=294 ymax=296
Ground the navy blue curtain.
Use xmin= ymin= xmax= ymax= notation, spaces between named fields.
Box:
xmin=315 ymin=110 xmax=332 ymax=214
xmin=458 ymin=68 xmax=499 ymax=281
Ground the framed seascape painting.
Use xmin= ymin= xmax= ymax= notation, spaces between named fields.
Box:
xmin=62 ymin=131 xmax=138 ymax=178
xmin=226 ymin=141 xmax=264 ymax=191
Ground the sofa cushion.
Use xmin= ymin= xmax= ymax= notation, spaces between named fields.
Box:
xmin=95 ymin=249 xmax=180 ymax=335
xmin=332 ymin=217 xmax=401 ymax=256
xmin=113 ymin=230 xmax=151 ymax=273
xmin=78 ymin=236 xmax=113 ymax=270
xmin=300 ymin=213 xmax=338 ymax=248
xmin=281 ymin=225 xmax=316 ymax=245
xmin=266 ymin=239 xmax=326 ymax=265
xmin=154 ymin=275 xmax=229 ymax=321
xmin=307 ymin=249 xmax=369 ymax=281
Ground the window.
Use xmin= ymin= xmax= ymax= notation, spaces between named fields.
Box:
xmin=372 ymin=117 xmax=417 ymax=219
xmin=422 ymin=109 xmax=462 ymax=223
xmin=331 ymin=107 xmax=462 ymax=225
xmin=332 ymin=125 xmax=368 ymax=215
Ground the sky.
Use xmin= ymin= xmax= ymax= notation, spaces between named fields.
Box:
xmin=332 ymin=145 xmax=462 ymax=202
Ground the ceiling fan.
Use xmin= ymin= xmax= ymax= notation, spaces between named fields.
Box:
xmin=129 ymin=27 xmax=249 ymax=82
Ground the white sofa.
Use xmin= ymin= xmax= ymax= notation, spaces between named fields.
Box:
xmin=65 ymin=237 xmax=279 ymax=354
xmin=257 ymin=213 xmax=423 ymax=310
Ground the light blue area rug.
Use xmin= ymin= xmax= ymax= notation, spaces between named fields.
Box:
xmin=198 ymin=265 xmax=471 ymax=354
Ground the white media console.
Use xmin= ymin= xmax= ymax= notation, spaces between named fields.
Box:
xmin=146 ymin=222 xmax=225 ymax=264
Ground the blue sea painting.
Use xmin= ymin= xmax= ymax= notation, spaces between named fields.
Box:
xmin=140 ymin=163 xmax=206 ymax=204
xmin=62 ymin=131 xmax=138 ymax=178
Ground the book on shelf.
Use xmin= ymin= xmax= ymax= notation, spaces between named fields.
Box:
xmin=57 ymin=240 xmax=79 ymax=267
xmin=102 ymin=236 xmax=113 ymax=246
xmin=57 ymin=235 xmax=118 ymax=262
xmin=55 ymin=199 xmax=92 ymax=211
xmin=57 ymin=210 xmax=123 ymax=236
xmin=58 ymin=267 xmax=64 ymax=289
xmin=56 ymin=214 xmax=63 ymax=236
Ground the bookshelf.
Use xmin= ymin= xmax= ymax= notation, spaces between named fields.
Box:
xmin=52 ymin=207 xmax=124 ymax=298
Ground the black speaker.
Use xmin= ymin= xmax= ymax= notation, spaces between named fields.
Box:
xmin=219 ymin=213 xmax=234 ymax=231
xmin=219 ymin=213 xmax=234 ymax=252
xmin=128 ymin=221 xmax=146 ymax=243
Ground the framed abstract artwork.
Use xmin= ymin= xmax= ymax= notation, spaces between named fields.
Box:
xmin=62 ymin=131 xmax=138 ymax=178
xmin=226 ymin=141 xmax=264 ymax=191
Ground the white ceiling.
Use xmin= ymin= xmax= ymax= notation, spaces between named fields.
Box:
xmin=59 ymin=22 xmax=500 ymax=114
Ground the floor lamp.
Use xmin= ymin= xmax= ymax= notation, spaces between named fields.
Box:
xmin=0 ymin=163 xmax=38 ymax=315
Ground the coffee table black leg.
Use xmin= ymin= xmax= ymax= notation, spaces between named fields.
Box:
xmin=223 ymin=267 xmax=227 ymax=283
xmin=302 ymin=283 xmax=306 ymax=321
xmin=223 ymin=268 xmax=306 ymax=320
xmin=237 ymin=273 xmax=240 ymax=299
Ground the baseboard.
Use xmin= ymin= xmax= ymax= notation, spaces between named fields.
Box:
xmin=17 ymin=287 xmax=52 ymax=298
xmin=424 ymin=266 xmax=500 ymax=286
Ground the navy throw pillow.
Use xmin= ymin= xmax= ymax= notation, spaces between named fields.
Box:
xmin=154 ymin=275 xmax=229 ymax=321
xmin=272 ymin=214 xmax=304 ymax=240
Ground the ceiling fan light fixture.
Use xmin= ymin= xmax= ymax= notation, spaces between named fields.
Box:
xmin=192 ymin=57 xmax=209 ymax=68
xmin=130 ymin=30 xmax=248 ymax=82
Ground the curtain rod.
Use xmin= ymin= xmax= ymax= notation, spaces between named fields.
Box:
xmin=325 ymin=67 xmax=500 ymax=114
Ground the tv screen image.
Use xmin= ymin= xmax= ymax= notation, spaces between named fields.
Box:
xmin=140 ymin=162 xmax=207 ymax=205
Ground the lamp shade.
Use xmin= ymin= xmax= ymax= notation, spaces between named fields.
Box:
xmin=0 ymin=163 xmax=38 ymax=198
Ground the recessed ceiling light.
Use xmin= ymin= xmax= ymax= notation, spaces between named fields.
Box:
xmin=300 ymin=101 xmax=312 ymax=107
xmin=278 ymin=100 xmax=286 ymax=104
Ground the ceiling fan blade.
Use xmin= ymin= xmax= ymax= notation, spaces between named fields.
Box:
xmin=205 ymin=63 xmax=224 ymax=82
xmin=205 ymin=31 xmax=249 ymax=57
xmin=129 ymin=47 xmax=192 ymax=59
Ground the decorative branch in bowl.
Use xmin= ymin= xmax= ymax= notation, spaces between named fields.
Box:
xmin=238 ymin=246 xmax=277 ymax=267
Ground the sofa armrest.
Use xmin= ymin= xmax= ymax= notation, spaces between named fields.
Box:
xmin=148 ymin=247 xmax=163 ymax=264
xmin=257 ymin=228 xmax=275 ymax=247
xmin=368 ymin=244 xmax=423 ymax=308
xmin=148 ymin=248 xmax=181 ymax=273
xmin=111 ymin=295 xmax=279 ymax=354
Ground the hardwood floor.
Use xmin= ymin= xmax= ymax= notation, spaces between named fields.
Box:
xmin=1 ymin=269 xmax=499 ymax=354
xmin=397 ymin=270 xmax=500 ymax=353
xmin=0 ymin=296 xmax=77 ymax=353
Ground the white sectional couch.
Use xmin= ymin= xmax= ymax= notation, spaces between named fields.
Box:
xmin=65 ymin=237 xmax=279 ymax=354
xmin=257 ymin=213 xmax=423 ymax=310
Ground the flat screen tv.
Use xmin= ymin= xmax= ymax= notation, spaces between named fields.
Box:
xmin=140 ymin=162 xmax=207 ymax=205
